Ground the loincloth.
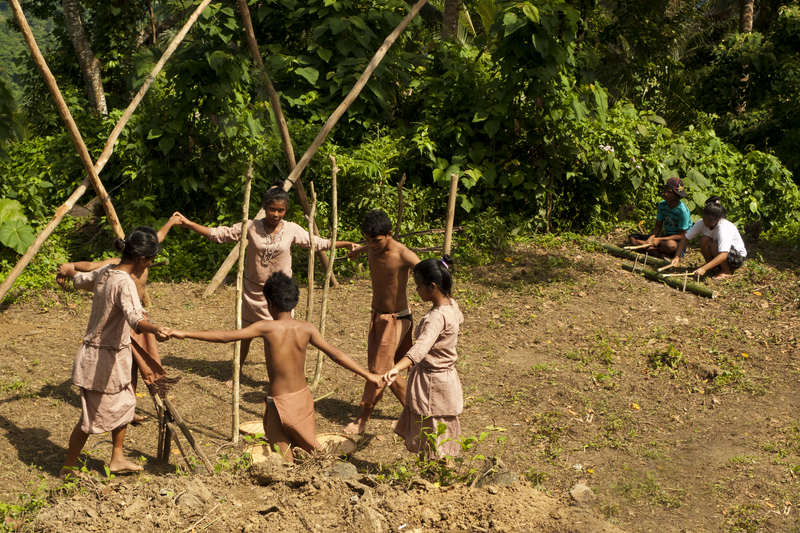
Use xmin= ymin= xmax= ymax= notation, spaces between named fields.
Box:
xmin=360 ymin=308 xmax=413 ymax=405
xmin=265 ymin=387 xmax=319 ymax=452
xmin=79 ymin=383 xmax=136 ymax=434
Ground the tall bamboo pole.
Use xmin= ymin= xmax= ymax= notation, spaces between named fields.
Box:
xmin=8 ymin=0 xmax=124 ymax=239
xmin=305 ymin=184 xmax=317 ymax=323
xmin=282 ymin=0 xmax=429 ymax=190
xmin=443 ymin=173 xmax=459 ymax=256
xmin=311 ymin=156 xmax=339 ymax=391
xmin=0 ymin=0 xmax=214 ymax=303
xmin=234 ymin=0 xmax=336 ymax=285
xmin=231 ymin=163 xmax=253 ymax=443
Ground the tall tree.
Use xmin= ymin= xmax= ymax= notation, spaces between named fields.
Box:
xmin=61 ymin=0 xmax=107 ymax=115
xmin=442 ymin=0 xmax=460 ymax=39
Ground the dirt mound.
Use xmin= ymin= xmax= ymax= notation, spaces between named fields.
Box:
xmin=35 ymin=456 xmax=623 ymax=533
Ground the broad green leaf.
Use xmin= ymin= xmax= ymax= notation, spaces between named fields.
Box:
xmin=329 ymin=17 xmax=349 ymax=34
xmin=207 ymin=50 xmax=227 ymax=73
xmin=0 ymin=199 xmax=27 ymax=225
xmin=317 ymin=48 xmax=333 ymax=62
xmin=147 ymin=128 xmax=163 ymax=140
xmin=484 ymin=120 xmax=500 ymax=137
xmin=472 ymin=110 xmax=489 ymax=122
xmin=503 ymin=12 xmax=526 ymax=36
xmin=349 ymin=15 xmax=367 ymax=29
xmin=158 ymin=137 xmax=175 ymax=153
xmin=0 ymin=219 xmax=35 ymax=254
xmin=246 ymin=115 xmax=264 ymax=137
xmin=522 ymin=4 xmax=539 ymax=23
xmin=295 ymin=67 xmax=319 ymax=84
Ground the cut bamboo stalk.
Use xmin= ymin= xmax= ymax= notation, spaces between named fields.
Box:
xmin=661 ymin=272 xmax=692 ymax=278
xmin=443 ymin=173 xmax=459 ymax=256
xmin=231 ymin=164 xmax=252 ymax=444
xmin=305 ymin=183 xmax=317 ymax=323
xmin=624 ymin=244 xmax=652 ymax=251
xmin=395 ymin=173 xmax=407 ymax=238
xmin=621 ymin=263 xmax=718 ymax=299
xmin=588 ymin=240 xmax=670 ymax=269
xmin=311 ymin=157 xmax=339 ymax=391
xmin=282 ymin=0 xmax=429 ymax=190
xmin=657 ymin=264 xmax=674 ymax=273
xmin=0 ymin=0 xmax=213 ymax=304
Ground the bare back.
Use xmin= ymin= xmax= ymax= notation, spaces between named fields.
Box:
xmin=255 ymin=319 xmax=315 ymax=397
xmin=368 ymin=239 xmax=420 ymax=313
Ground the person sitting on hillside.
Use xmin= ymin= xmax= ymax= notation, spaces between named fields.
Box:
xmin=628 ymin=177 xmax=692 ymax=258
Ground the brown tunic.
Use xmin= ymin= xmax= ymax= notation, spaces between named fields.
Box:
xmin=208 ymin=220 xmax=332 ymax=325
xmin=394 ymin=299 xmax=464 ymax=458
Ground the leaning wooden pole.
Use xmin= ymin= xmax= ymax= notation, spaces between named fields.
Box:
xmin=231 ymin=163 xmax=253 ymax=443
xmin=443 ymin=173 xmax=459 ymax=256
xmin=8 ymin=0 xmax=125 ymax=240
xmin=235 ymin=0 xmax=336 ymax=286
xmin=282 ymin=0 xmax=429 ymax=190
xmin=305 ymin=184 xmax=317 ymax=323
xmin=394 ymin=173 xmax=407 ymax=239
xmin=622 ymin=263 xmax=718 ymax=299
xmin=0 ymin=0 xmax=213 ymax=304
xmin=311 ymin=157 xmax=339 ymax=391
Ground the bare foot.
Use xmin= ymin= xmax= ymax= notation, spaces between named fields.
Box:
xmin=391 ymin=420 xmax=398 ymax=430
xmin=60 ymin=467 xmax=87 ymax=481
xmin=133 ymin=413 xmax=148 ymax=423
xmin=109 ymin=458 xmax=143 ymax=475
xmin=226 ymin=380 xmax=233 ymax=389
xmin=344 ymin=417 xmax=367 ymax=435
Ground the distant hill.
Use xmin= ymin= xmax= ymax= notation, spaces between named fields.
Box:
xmin=0 ymin=1 xmax=54 ymax=103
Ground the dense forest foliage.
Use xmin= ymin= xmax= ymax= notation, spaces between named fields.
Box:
xmin=0 ymin=0 xmax=799 ymax=287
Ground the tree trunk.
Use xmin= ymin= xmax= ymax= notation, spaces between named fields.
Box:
xmin=62 ymin=0 xmax=107 ymax=115
xmin=442 ymin=0 xmax=460 ymax=39
xmin=734 ymin=0 xmax=754 ymax=114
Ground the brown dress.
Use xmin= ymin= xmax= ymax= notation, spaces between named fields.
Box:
xmin=72 ymin=266 xmax=143 ymax=434
xmin=393 ymin=299 xmax=464 ymax=458
xmin=208 ymin=220 xmax=332 ymax=325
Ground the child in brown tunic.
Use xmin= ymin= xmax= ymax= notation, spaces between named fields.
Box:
xmin=172 ymin=181 xmax=356 ymax=386
xmin=166 ymin=272 xmax=382 ymax=462
xmin=384 ymin=256 xmax=464 ymax=459
xmin=60 ymin=228 xmax=170 ymax=479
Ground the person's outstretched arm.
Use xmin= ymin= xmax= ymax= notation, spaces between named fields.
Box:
xmin=670 ymin=237 xmax=689 ymax=267
xmin=308 ymin=326 xmax=383 ymax=386
xmin=172 ymin=211 xmax=212 ymax=238
xmin=157 ymin=213 xmax=184 ymax=242
xmin=166 ymin=321 xmax=267 ymax=343
xmin=56 ymin=258 xmax=119 ymax=288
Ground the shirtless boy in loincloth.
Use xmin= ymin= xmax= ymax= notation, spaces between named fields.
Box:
xmin=56 ymin=216 xmax=182 ymax=418
xmin=165 ymin=272 xmax=382 ymax=462
xmin=344 ymin=209 xmax=420 ymax=435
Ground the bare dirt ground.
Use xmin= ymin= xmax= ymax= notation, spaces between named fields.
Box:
xmin=1 ymin=233 xmax=799 ymax=532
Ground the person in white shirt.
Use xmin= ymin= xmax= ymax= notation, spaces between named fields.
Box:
xmin=670 ymin=196 xmax=747 ymax=280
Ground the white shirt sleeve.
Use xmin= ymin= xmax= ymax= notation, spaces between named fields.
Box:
xmin=685 ymin=220 xmax=705 ymax=241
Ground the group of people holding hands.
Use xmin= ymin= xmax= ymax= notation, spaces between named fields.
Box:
xmin=57 ymin=182 xmax=464 ymax=478
xmin=56 ymin=175 xmax=745 ymax=479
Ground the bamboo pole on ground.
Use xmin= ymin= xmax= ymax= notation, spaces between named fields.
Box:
xmin=305 ymin=184 xmax=317 ymax=323
xmin=231 ymin=164 xmax=253 ymax=443
xmin=311 ymin=157 xmax=339 ymax=391
xmin=443 ymin=173 xmax=459 ymax=256
xmin=0 ymin=0 xmax=213 ymax=303
xmin=587 ymin=240 xmax=670 ymax=269
xmin=621 ymin=263 xmax=718 ymax=299
xmin=233 ymin=0 xmax=336 ymax=286
xmin=282 ymin=0 xmax=429 ymax=191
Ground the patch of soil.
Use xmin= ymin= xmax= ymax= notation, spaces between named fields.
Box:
xmin=1 ymin=234 xmax=799 ymax=532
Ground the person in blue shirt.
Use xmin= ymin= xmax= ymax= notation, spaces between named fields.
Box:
xmin=629 ymin=177 xmax=692 ymax=258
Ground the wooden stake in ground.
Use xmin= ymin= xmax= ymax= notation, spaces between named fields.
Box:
xmin=282 ymin=0 xmax=429 ymax=191
xmin=443 ymin=173 xmax=459 ymax=256
xmin=311 ymin=156 xmax=339 ymax=391
xmin=304 ymin=184 xmax=318 ymax=324
xmin=231 ymin=163 xmax=253 ymax=443
xmin=0 ymin=0 xmax=214 ymax=303
xmin=395 ymin=173 xmax=407 ymax=238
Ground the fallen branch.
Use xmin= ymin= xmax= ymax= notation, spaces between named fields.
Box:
xmin=622 ymin=263 xmax=718 ymax=299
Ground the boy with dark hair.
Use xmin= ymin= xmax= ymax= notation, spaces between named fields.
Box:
xmin=166 ymin=272 xmax=382 ymax=462
xmin=345 ymin=209 xmax=421 ymax=435
xmin=628 ymin=177 xmax=692 ymax=258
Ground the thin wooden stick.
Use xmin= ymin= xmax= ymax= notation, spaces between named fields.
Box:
xmin=443 ymin=173 xmax=459 ymax=256
xmin=162 ymin=396 xmax=215 ymax=473
xmin=661 ymin=272 xmax=692 ymax=278
xmin=624 ymin=244 xmax=652 ymax=251
xmin=657 ymin=264 xmax=674 ymax=272
xmin=395 ymin=173 xmax=407 ymax=238
xmin=313 ymin=390 xmax=336 ymax=403
xmin=0 ymin=0 xmax=213 ymax=304
xmin=282 ymin=0 xmax=429 ymax=190
xmin=232 ymin=163 xmax=253 ymax=444
xmin=305 ymin=183 xmax=317 ymax=323
xmin=311 ymin=157 xmax=339 ymax=391
xmin=165 ymin=419 xmax=193 ymax=471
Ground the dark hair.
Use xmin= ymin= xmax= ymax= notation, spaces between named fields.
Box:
xmin=361 ymin=209 xmax=393 ymax=237
xmin=262 ymin=179 xmax=290 ymax=211
xmin=703 ymin=196 xmax=727 ymax=220
xmin=413 ymin=255 xmax=454 ymax=297
xmin=114 ymin=226 xmax=160 ymax=259
xmin=262 ymin=272 xmax=299 ymax=312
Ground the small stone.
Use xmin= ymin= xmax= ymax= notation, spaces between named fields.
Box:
xmin=420 ymin=507 xmax=441 ymax=523
xmin=569 ymin=483 xmax=597 ymax=507
xmin=177 ymin=480 xmax=213 ymax=507
xmin=324 ymin=462 xmax=357 ymax=479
